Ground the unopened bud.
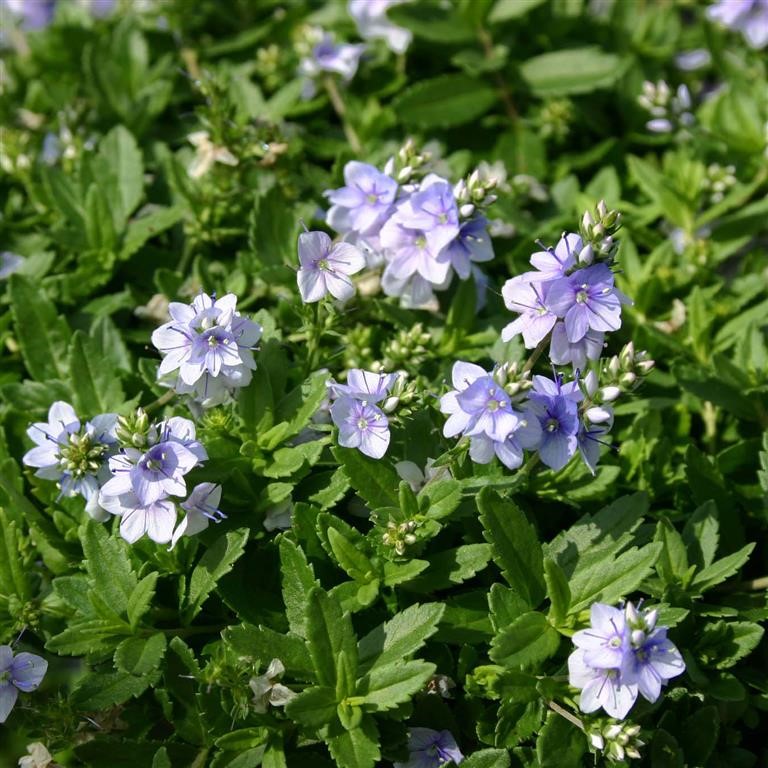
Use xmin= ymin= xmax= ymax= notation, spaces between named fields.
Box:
xmin=460 ymin=203 xmax=475 ymax=218
xmin=636 ymin=359 xmax=655 ymax=375
xmin=600 ymin=386 xmax=621 ymax=403
xmin=608 ymin=356 xmax=621 ymax=378
xmin=584 ymin=370 xmax=599 ymax=397
xmin=620 ymin=342 xmax=635 ymax=368
xmin=578 ymin=243 xmax=594 ymax=265
xmin=586 ymin=406 xmax=613 ymax=424
xmin=397 ymin=166 xmax=413 ymax=182
xmin=620 ymin=372 xmax=637 ymax=388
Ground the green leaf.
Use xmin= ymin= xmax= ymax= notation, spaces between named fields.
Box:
xmin=47 ymin=619 xmax=131 ymax=656
xmin=568 ymin=542 xmax=663 ymax=613
xmin=249 ymin=186 xmax=297 ymax=268
xmin=356 ymin=660 xmax=435 ymax=712
xmin=306 ymin=587 xmax=357 ymax=691
xmin=682 ymin=501 xmax=719 ymax=570
xmin=71 ymin=669 xmax=156 ymax=710
xmin=654 ymin=519 xmax=689 ymax=586
xmin=388 ymin=3 xmax=476 ymax=42
xmin=489 ymin=0 xmax=546 ymax=22
xmin=120 ymin=205 xmax=184 ymax=259
xmin=285 ymin=685 xmax=337 ymax=728
xmin=520 ymin=47 xmax=624 ymax=97
xmin=696 ymin=621 xmax=764 ymax=669
xmin=418 ymin=478 xmax=462 ymax=520
xmin=358 ymin=602 xmax=444 ymax=674
xmin=327 ymin=717 xmax=380 ymax=768
xmin=0 ymin=510 xmax=30 ymax=600
xmin=9 ymin=274 xmax=70 ymax=382
xmin=127 ymin=572 xmax=158 ymax=630
xmin=333 ymin=447 xmax=399 ymax=509
xmin=82 ymin=522 xmax=137 ymax=619
xmin=543 ymin=558 xmax=570 ymax=626
xmin=93 ymin=124 xmax=144 ymax=230
xmin=462 ymin=748 xmax=511 ymax=768
xmin=183 ymin=528 xmax=249 ymax=621
xmin=478 ymin=488 xmax=545 ymax=608
xmin=69 ymin=330 xmax=125 ymax=414
xmin=215 ymin=728 xmax=268 ymax=751
xmin=402 ymin=544 xmax=492 ymax=591
xmin=279 ymin=538 xmax=319 ymax=638
xmin=690 ymin=544 xmax=754 ymax=594
xmin=685 ymin=445 xmax=733 ymax=513
xmin=224 ymin=624 xmax=314 ymax=680
xmin=325 ymin=526 xmax=377 ymax=584
xmin=391 ymin=75 xmax=497 ymax=129
xmin=114 ymin=633 xmax=167 ymax=675
xmin=536 ymin=711 xmax=585 ymax=768
xmin=489 ymin=612 xmax=561 ymax=669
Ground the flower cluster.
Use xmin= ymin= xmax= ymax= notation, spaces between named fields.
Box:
xmin=328 ymin=368 xmax=396 ymax=459
xmin=568 ymin=602 xmax=685 ymax=720
xmin=501 ymin=231 xmax=629 ymax=370
xmin=637 ymin=80 xmax=695 ymax=135
xmin=22 ymin=402 xmax=118 ymax=520
xmin=151 ymin=292 xmax=262 ymax=408
xmin=99 ymin=414 xmax=223 ymax=547
xmin=394 ymin=728 xmax=463 ymax=768
xmin=323 ymin=152 xmax=495 ymax=309
xmin=0 ymin=645 xmax=47 ymax=724
xmin=707 ymin=0 xmax=768 ymax=49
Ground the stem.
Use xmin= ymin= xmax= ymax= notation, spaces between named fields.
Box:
xmin=158 ymin=625 xmax=225 ymax=638
xmin=522 ymin=334 xmax=551 ymax=374
xmin=323 ymin=76 xmax=362 ymax=154
xmin=305 ymin=301 xmax=323 ymax=376
xmin=716 ymin=575 xmax=768 ymax=593
xmin=478 ymin=27 xmax=517 ymax=123
xmin=144 ymin=389 xmax=176 ymax=414
xmin=547 ymin=700 xmax=585 ymax=731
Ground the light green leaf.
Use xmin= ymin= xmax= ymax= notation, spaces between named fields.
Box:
xmin=520 ymin=47 xmax=624 ymax=97
xmin=279 ymin=538 xmax=319 ymax=638
xmin=114 ymin=633 xmax=167 ymax=676
xmin=82 ymin=522 xmax=137 ymax=619
xmin=71 ymin=669 xmax=156 ymax=710
xmin=69 ymin=330 xmax=125 ymax=414
xmin=127 ymin=572 xmax=158 ymax=630
xmin=489 ymin=0 xmax=546 ymax=22
xmin=333 ymin=447 xmax=399 ymax=509
xmin=358 ymin=602 xmax=444 ymax=674
xmin=306 ymin=587 xmax=357 ymax=691
xmin=543 ymin=558 xmax=570 ymax=626
xmin=690 ymin=544 xmax=754 ymax=594
xmin=356 ymin=660 xmax=435 ymax=712
xmin=401 ymin=544 xmax=492 ymax=591
xmin=683 ymin=501 xmax=719 ymax=569
xmin=327 ymin=716 xmax=380 ymax=768
xmin=93 ymin=124 xmax=144 ymax=230
xmin=224 ymin=624 xmax=314 ymax=680
xmin=285 ymin=685 xmax=337 ymax=728
xmin=462 ymin=748 xmax=512 ymax=768
xmin=120 ymin=205 xmax=184 ymax=259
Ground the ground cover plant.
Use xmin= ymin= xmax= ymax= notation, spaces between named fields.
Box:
xmin=0 ymin=0 xmax=767 ymax=765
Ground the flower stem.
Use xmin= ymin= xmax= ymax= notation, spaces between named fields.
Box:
xmin=478 ymin=27 xmax=517 ymax=123
xmin=522 ymin=334 xmax=551 ymax=374
xmin=305 ymin=301 xmax=323 ymax=376
xmin=547 ymin=700 xmax=585 ymax=731
xmin=323 ymin=76 xmax=362 ymax=154
xmin=144 ymin=390 xmax=176 ymax=414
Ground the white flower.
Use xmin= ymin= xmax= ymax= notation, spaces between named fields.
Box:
xmin=187 ymin=131 xmax=238 ymax=179
xmin=348 ymin=0 xmax=412 ymax=54
xmin=249 ymin=659 xmax=296 ymax=713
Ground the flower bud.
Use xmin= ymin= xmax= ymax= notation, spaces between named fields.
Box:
xmin=578 ymin=243 xmax=594 ymax=265
xmin=644 ymin=608 xmax=658 ymax=631
xmin=600 ymin=386 xmax=621 ymax=403
xmin=636 ymin=359 xmax=655 ymax=375
xmin=631 ymin=629 xmax=646 ymax=646
xmin=608 ymin=356 xmax=621 ymax=379
xmin=584 ymin=370 xmax=599 ymax=397
xmin=397 ymin=166 xmax=413 ymax=183
xmin=586 ymin=406 xmax=613 ymax=424
xmin=460 ymin=203 xmax=475 ymax=218
xmin=620 ymin=341 xmax=635 ymax=368
xmin=381 ymin=396 xmax=400 ymax=413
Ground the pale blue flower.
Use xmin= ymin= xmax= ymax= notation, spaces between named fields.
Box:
xmin=100 ymin=488 xmax=178 ymax=544
xmin=549 ymin=321 xmax=604 ymax=369
xmin=297 ymin=231 xmax=365 ymax=303
xmin=501 ymin=274 xmax=557 ymax=348
xmin=0 ymin=251 xmax=25 ymax=279
xmin=568 ymin=649 xmax=638 ymax=720
xmin=329 ymin=369 xmax=396 ymax=404
xmin=326 ymin=161 xmax=399 ymax=237
xmin=394 ymin=727 xmax=464 ymax=768
xmin=0 ymin=645 xmax=47 ymax=724
xmin=349 ymin=0 xmax=412 ymax=54
xmin=707 ymin=0 xmax=768 ymax=49
xmin=439 ymin=217 xmax=494 ymax=280
xmin=170 ymin=482 xmax=225 ymax=549
xmin=330 ymin=397 xmax=390 ymax=459
xmin=526 ymin=374 xmax=582 ymax=471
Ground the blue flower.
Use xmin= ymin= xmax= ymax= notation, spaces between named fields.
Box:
xmin=329 ymin=369 xmax=396 ymax=404
xmin=0 ymin=251 xmax=25 ymax=279
xmin=707 ymin=0 xmax=768 ymax=49
xmin=331 ymin=397 xmax=390 ymax=459
xmin=297 ymin=231 xmax=366 ymax=303
xmin=527 ymin=374 xmax=582 ymax=470
xmin=348 ymin=0 xmax=412 ymax=54
xmin=0 ymin=645 xmax=47 ymax=724
xmin=170 ymin=482 xmax=225 ymax=550
xmin=439 ymin=217 xmax=494 ymax=280
xmin=394 ymin=728 xmax=464 ymax=768
xmin=325 ymin=161 xmax=398 ymax=237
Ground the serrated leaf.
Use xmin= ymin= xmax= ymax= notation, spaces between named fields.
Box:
xmin=333 ymin=447 xmax=399 ymax=509
xmin=120 ymin=205 xmax=183 ymax=259
xmin=114 ymin=633 xmax=167 ymax=675
xmin=69 ymin=330 xmax=125 ymax=414
xmin=690 ymin=544 xmax=754 ymax=594
xmin=478 ymin=488 xmax=545 ymax=608
xmin=224 ymin=624 xmax=314 ymax=680
xmin=682 ymin=501 xmax=719 ymax=570
xmin=9 ymin=274 xmax=70 ymax=382
xmin=127 ymin=572 xmax=158 ymax=630
xmin=306 ymin=587 xmax=357 ymax=691
xmin=490 ymin=612 xmax=560 ymax=669
xmin=462 ymin=748 xmax=512 ymax=768
xmin=279 ymin=538 xmax=319 ymax=638
xmin=358 ymin=602 xmax=444 ymax=674
xmin=82 ymin=522 xmax=137 ymax=618
xmin=391 ymin=75 xmax=497 ymax=129
xmin=418 ymin=477 xmax=462 ymax=520
xmin=543 ymin=558 xmax=570 ymax=626
xmin=356 ymin=659 xmax=435 ymax=712
xmin=697 ymin=621 xmax=764 ymax=669
xmin=183 ymin=528 xmax=249 ymax=621
xmin=654 ymin=519 xmax=689 ymax=586
xmin=401 ymin=544 xmax=492 ymax=591
xmin=568 ymin=543 xmax=663 ymax=613
xmin=327 ymin=716 xmax=380 ymax=768
xmin=93 ymin=124 xmax=144 ymax=230
xmin=285 ymin=685 xmax=337 ymax=728
xmin=0 ymin=510 xmax=30 ymax=599
xmin=71 ymin=669 xmax=156 ymax=710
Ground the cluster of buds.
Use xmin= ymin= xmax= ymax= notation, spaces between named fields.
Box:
xmin=255 ymin=44 xmax=282 ymax=89
xmin=58 ymin=432 xmax=109 ymax=479
xmin=0 ymin=127 xmax=32 ymax=175
xmin=453 ymin=169 xmax=499 ymax=219
xmin=381 ymin=323 xmax=433 ymax=371
xmin=344 ymin=326 xmax=374 ymax=370
xmin=602 ymin=342 xmax=655 ymax=394
xmin=580 ymin=200 xmax=622 ymax=264
xmin=701 ymin=163 xmax=736 ymax=205
xmin=537 ymin=98 xmax=573 ymax=142
xmin=382 ymin=519 xmax=418 ymax=556
xmin=383 ymin=138 xmax=433 ymax=184
xmin=492 ymin=361 xmax=533 ymax=400
xmin=115 ymin=408 xmax=151 ymax=450
xmin=637 ymin=80 xmax=695 ymax=135
xmin=587 ymin=720 xmax=644 ymax=762
xmin=377 ymin=371 xmax=418 ymax=416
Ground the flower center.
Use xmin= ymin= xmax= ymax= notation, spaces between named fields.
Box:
xmin=576 ymin=287 xmax=589 ymax=304
xmin=438 ymin=213 xmax=447 ymax=224
xmin=59 ymin=433 xmax=106 ymax=478
xmin=545 ymin=417 xmax=560 ymax=432
xmin=357 ymin=418 xmax=368 ymax=430
xmin=317 ymin=258 xmax=330 ymax=271
xmin=415 ymin=235 xmax=427 ymax=249
xmin=367 ymin=193 xmax=378 ymax=204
